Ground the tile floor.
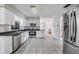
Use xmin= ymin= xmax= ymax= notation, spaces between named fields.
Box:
xmin=14 ymin=37 xmax=63 ymax=54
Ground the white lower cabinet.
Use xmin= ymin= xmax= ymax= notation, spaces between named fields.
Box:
xmin=13 ymin=34 xmax=21 ymax=51
xmin=0 ymin=36 xmax=12 ymax=54
xmin=21 ymin=31 xmax=29 ymax=44
xmin=36 ymin=30 xmax=45 ymax=38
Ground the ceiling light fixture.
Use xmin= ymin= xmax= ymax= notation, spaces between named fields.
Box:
xmin=30 ymin=5 xmax=37 ymax=15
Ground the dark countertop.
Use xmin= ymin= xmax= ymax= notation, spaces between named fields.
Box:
xmin=0 ymin=29 xmax=40 ymax=36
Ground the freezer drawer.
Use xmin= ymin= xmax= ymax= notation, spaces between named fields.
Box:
xmin=63 ymin=41 xmax=79 ymax=54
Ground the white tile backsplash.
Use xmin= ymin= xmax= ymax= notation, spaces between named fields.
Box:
xmin=0 ymin=25 xmax=11 ymax=32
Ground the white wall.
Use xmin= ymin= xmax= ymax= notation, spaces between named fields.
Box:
xmin=60 ymin=16 xmax=64 ymax=40
xmin=40 ymin=17 xmax=60 ymax=40
xmin=40 ymin=17 xmax=53 ymax=38
xmin=40 ymin=18 xmax=45 ymax=30
xmin=52 ymin=17 xmax=60 ymax=40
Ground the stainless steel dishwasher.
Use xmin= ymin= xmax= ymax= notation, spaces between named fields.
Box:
xmin=12 ymin=33 xmax=21 ymax=52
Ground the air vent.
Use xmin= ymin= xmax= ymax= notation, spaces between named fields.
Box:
xmin=64 ymin=4 xmax=71 ymax=8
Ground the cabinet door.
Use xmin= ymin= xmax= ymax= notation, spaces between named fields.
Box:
xmin=21 ymin=32 xmax=29 ymax=44
xmin=36 ymin=31 xmax=44 ymax=38
xmin=5 ymin=36 xmax=13 ymax=54
xmin=4 ymin=8 xmax=15 ymax=25
xmin=13 ymin=35 xmax=20 ymax=51
xmin=21 ymin=33 xmax=25 ymax=44
xmin=17 ymin=35 xmax=21 ymax=47
xmin=0 ymin=36 xmax=12 ymax=54
xmin=0 ymin=7 xmax=5 ymax=24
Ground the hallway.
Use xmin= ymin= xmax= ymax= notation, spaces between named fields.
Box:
xmin=14 ymin=37 xmax=63 ymax=54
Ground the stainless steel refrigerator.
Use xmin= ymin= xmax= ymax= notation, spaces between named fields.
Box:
xmin=63 ymin=6 xmax=79 ymax=54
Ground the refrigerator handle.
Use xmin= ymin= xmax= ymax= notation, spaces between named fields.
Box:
xmin=70 ymin=12 xmax=73 ymax=41
xmin=73 ymin=11 xmax=77 ymax=42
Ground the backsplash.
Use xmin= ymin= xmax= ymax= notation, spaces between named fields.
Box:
xmin=0 ymin=25 xmax=11 ymax=32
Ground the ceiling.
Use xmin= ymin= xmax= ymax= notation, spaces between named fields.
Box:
xmin=14 ymin=4 xmax=66 ymax=17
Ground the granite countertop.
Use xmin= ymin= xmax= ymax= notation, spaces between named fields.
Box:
xmin=0 ymin=29 xmax=27 ymax=36
xmin=0 ymin=28 xmax=40 ymax=36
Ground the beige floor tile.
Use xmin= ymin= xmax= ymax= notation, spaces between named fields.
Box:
xmin=14 ymin=37 xmax=63 ymax=54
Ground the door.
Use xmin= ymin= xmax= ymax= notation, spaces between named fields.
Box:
xmin=13 ymin=35 xmax=18 ymax=51
xmin=0 ymin=36 xmax=12 ymax=54
xmin=63 ymin=11 xmax=73 ymax=43
xmin=13 ymin=34 xmax=21 ymax=51
xmin=63 ymin=13 xmax=69 ymax=41
xmin=67 ymin=10 xmax=75 ymax=43
xmin=74 ymin=7 xmax=79 ymax=47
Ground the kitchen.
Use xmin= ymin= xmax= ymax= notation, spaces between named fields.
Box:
xmin=0 ymin=4 xmax=79 ymax=54
xmin=0 ymin=4 xmax=44 ymax=54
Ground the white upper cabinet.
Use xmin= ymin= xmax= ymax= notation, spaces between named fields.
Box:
xmin=0 ymin=7 xmax=15 ymax=25
xmin=27 ymin=17 xmax=40 ymax=26
xmin=0 ymin=7 xmax=5 ymax=24
xmin=4 ymin=8 xmax=15 ymax=25
xmin=0 ymin=6 xmax=27 ymax=26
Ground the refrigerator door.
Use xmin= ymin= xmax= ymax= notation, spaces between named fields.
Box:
xmin=67 ymin=11 xmax=74 ymax=43
xmin=72 ymin=10 xmax=77 ymax=44
xmin=74 ymin=7 xmax=79 ymax=47
xmin=63 ymin=41 xmax=79 ymax=54
xmin=63 ymin=13 xmax=70 ymax=41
